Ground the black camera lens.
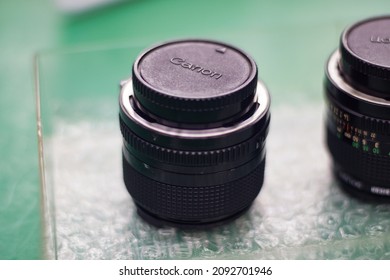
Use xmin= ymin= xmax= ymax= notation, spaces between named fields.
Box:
xmin=325 ymin=16 xmax=390 ymax=200
xmin=119 ymin=39 xmax=271 ymax=227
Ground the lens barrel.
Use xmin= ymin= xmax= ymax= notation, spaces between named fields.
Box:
xmin=119 ymin=39 xmax=271 ymax=227
xmin=325 ymin=16 xmax=390 ymax=200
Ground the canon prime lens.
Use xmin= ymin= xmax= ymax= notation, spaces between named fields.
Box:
xmin=325 ymin=16 xmax=390 ymax=200
xmin=119 ymin=39 xmax=271 ymax=227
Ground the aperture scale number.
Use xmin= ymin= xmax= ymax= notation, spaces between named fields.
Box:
xmin=329 ymin=103 xmax=383 ymax=155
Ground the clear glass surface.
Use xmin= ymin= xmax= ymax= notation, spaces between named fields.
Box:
xmin=36 ymin=45 xmax=390 ymax=260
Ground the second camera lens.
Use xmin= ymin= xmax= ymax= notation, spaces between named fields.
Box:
xmin=325 ymin=16 xmax=390 ymax=200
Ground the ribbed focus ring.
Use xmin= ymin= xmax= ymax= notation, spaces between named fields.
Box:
xmin=120 ymin=116 xmax=266 ymax=166
xmin=123 ymin=153 xmax=265 ymax=222
xmin=327 ymin=126 xmax=390 ymax=187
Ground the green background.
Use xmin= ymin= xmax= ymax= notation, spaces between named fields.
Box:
xmin=0 ymin=0 xmax=389 ymax=259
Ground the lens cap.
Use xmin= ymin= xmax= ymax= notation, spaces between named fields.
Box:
xmin=132 ymin=39 xmax=258 ymax=124
xmin=340 ymin=16 xmax=390 ymax=97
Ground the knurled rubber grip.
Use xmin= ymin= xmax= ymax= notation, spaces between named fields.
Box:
xmin=123 ymin=153 xmax=265 ymax=224
xmin=327 ymin=126 xmax=390 ymax=187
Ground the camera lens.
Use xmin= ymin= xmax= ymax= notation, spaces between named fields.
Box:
xmin=119 ymin=39 xmax=271 ymax=227
xmin=325 ymin=16 xmax=390 ymax=200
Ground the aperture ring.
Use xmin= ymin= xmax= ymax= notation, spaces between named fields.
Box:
xmin=361 ymin=115 xmax=390 ymax=136
xmin=326 ymin=96 xmax=390 ymax=138
xmin=120 ymin=116 xmax=268 ymax=166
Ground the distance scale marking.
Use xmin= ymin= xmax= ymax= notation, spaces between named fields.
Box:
xmin=327 ymin=102 xmax=390 ymax=156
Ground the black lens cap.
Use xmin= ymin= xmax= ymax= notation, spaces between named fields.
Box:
xmin=340 ymin=16 xmax=390 ymax=98
xmin=132 ymin=39 xmax=258 ymax=124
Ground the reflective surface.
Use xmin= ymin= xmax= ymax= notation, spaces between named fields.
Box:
xmin=37 ymin=47 xmax=390 ymax=259
xmin=3 ymin=0 xmax=390 ymax=259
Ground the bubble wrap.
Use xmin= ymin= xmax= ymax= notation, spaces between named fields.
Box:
xmin=46 ymin=104 xmax=390 ymax=259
